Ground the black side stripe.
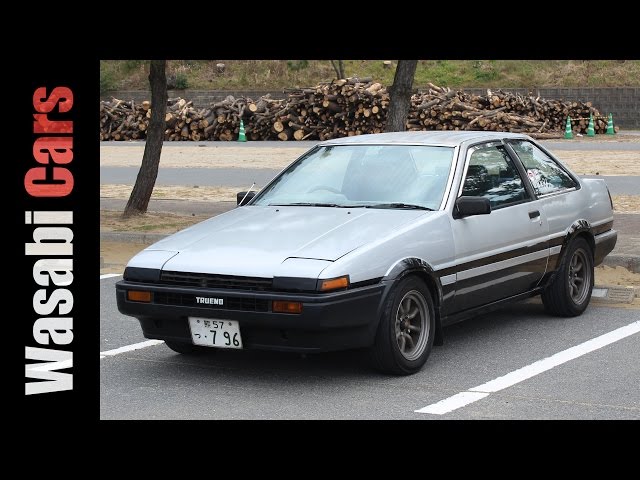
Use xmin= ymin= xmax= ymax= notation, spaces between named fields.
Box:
xmin=549 ymin=236 xmax=564 ymax=248
xmin=437 ymin=241 xmax=548 ymax=278
xmin=592 ymin=221 xmax=613 ymax=236
xmin=436 ymin=221 xmax=613 ymax=280
xmin=547 ymin=220 xmax=612 ymax=250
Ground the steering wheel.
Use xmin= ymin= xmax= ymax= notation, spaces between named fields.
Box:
xmin=307 ymin=185 xmax=342 ymax=194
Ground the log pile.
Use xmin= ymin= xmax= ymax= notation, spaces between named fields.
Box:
xmin=406 ymin=84 xmax=611 ymax=137
xmin=100 ymin=79 xmax=612 ymax=141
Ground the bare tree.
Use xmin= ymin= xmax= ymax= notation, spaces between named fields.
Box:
xmin=123 ymin=60 xmax=168 ymax=217
xmin=385 ymin=60 xmax=418 ymax=132
xmin=331 ymin=60 xmax=345 ymax=79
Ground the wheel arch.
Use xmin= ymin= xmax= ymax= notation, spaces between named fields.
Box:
xmin=553 ymin=219 xmax=595 ymax=269
xmin=381 ymin=257 xmax=444 ymax=346
xmin=542 ymin=224 xmax=595 ymax=317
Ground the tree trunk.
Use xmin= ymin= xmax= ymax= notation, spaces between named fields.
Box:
xmin=123 ymin=60 xmax=167 ymax=217
xmin=331 ymin=60 xmax=345 ymax=79
xmin=385 ymin=60 xmax=418 ymax=132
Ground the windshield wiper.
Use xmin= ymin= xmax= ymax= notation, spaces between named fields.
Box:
xmin=268 ymin=202 xmax=341 ymax=207
xmin=367 ymin=203 xmax=435 ymax=211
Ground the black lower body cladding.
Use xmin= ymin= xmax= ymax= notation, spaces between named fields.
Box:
xmin=115 ymin=280 xmax=385 ymax=353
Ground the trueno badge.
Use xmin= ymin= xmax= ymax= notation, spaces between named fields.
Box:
xmin=196 ymin=297 xmax=224 ymax=306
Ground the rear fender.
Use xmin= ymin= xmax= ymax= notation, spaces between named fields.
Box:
xmin=546 ymin=219 xmax=594 ymax=286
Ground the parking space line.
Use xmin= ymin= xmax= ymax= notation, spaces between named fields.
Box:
xmin=100 ymin=273 xmax=121 ymax=280
xmin=415 ymin=320 xmax=640 ymax=415
xmin=101 ymin=340 xmax=164 ymax=358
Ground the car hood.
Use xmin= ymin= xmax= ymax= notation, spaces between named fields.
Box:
xmin=141 ymin=205 xmax=429 ymax=277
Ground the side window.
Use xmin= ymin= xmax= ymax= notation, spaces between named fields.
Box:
xmin=509 ymin=140 xmax=577 ymax=196
xmin=462 ymin=144 xmax=529 ymax=209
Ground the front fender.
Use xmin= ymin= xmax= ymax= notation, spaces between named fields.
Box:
xmin=381 ymin=257 xmax=445 ymax=346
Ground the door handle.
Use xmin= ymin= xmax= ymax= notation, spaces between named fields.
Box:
xmin=528 ymin=210 xmax=540 ymax=219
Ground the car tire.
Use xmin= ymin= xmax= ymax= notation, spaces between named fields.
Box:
xmin=542 ymin=237 xmax=594 ymax=317
xmin=370 ymin=276 xmax=435 ymax=375
xmin=164 ymin=340 xmax=199 ymax=354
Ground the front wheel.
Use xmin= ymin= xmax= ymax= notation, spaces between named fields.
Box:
xmin=370 ymin=276 xmax=435 ymax=375
xmin=542 ymin=237 xmax=594 ymax=316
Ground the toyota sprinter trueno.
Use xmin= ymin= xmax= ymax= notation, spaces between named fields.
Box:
xmin=116 ymin=132 xmax=617 ymax=375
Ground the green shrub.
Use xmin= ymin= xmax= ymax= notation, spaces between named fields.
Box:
xmin=287 ymin=60 xmax=309 ymax=71
xmin=123 ymin=60 xmax=145 ymax=72
xmin=174 ymin=73 xmax=189 ymax=89
xmin=100 ymin=70 xmax=116 ymax=94
xmin=473 ymin=61 xmax=499 ymax=82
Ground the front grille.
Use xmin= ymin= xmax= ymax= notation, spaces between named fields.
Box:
xmin=154 ymin=292 xmax=269 ymax=312
xmin=160 ymin=271 xmax=272 ymax=291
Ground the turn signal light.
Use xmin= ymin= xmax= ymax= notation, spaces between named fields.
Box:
xmin=127 ymin=290 xmax=152 ymax=303
xmin=319 ymin=276 xmax=349 ymax=292
xmin=273 ymin=301 xmax=303 ymax=314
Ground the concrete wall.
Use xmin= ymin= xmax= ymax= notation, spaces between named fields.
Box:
xmin=102 ymin=87 xmax=640 ymax=128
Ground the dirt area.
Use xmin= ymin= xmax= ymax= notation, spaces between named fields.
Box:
xmin=554 ymin=151 xmax=640 ymax=176
xmin=100 ymin=210 xmax=211 ymax=233
xmin=101 ymin=241 xmax=148 ymax=275
xmin=100 ymin=145 xmax=639 ymax=176
xmin=100 ymin=145 xmax=307 ymax=169
xmin=100 ymin=239 xmax=640 ymax=291
xmin=595 ymin=265 xmax=640 ymax=288
xmin=612 ymin=195 xmax=640 ymax=214
xmin=101 ymin=184 xmax=242 ymax=203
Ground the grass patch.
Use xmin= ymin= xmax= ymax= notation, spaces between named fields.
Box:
xmin=100 ymin=60 xmax=640 ymax=92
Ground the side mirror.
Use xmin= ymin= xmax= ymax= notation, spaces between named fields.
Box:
xmin=455 ymin=196 xmax=491 ymax=218
xmin=237 ymin=191 xmax=256 ymax=206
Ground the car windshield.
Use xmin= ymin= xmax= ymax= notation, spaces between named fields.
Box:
xmin=251 ymin=144 xmax=455 ymax=210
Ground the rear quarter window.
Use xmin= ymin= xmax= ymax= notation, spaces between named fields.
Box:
xmin=509 ymin=140 xmax=577 ymax=196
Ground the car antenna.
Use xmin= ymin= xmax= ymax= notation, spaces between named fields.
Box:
xmin=239 ymin=182 xmax=256 ymax=205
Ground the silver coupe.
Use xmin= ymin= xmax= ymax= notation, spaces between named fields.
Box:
xmin=116 ymin=132 xmax=617 ymax=375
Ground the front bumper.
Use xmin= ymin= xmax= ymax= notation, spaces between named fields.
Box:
xmin=115 ymin=280 xmax=386 ymax=353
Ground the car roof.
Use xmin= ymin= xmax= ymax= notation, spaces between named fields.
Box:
xmin=318 ymin=131 xmax=531 ymax=147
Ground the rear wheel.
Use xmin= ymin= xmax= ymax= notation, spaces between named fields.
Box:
xmin=370 ymin=276 xmax=435 ymax=375
xmin=542 ymin=237 xmax=594 ymax=316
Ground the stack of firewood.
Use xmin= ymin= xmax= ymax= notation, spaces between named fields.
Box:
xmin=99 ymin=79 xmax=611 ymax=141
xmin=406 ymin=83 xmax=611 ymax=137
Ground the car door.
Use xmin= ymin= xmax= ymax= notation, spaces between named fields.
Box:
xmin=505 ymin=139 xmax=582 ymax=270
xmin=449 ymin=141 xmax=549 ymax=313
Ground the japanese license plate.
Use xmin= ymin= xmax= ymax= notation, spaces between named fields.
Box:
xmin=188 ymin=317 xmax=243 ymax=349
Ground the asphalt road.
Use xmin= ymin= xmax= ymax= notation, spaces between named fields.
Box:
xmin=100 ymin=276 xmax=640 ymax=420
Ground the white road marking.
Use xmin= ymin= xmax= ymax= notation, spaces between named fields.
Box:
xmin=100 ymin=273 xmax=121 ymax=280
xmin=417 ymin=392 xmax=490 ymax=415
xmin=415 ymin=320 xmax=640 ymax=415
xmin=100 ymin=340 xmax=164 ymax=358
